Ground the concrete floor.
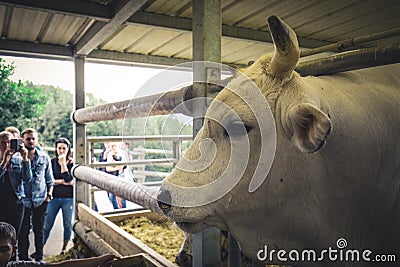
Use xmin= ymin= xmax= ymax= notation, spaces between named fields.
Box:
xmin=28 ymin=212 xmax=73 ymax=257
xmin=27 ymin=191 xmax=142 ymax=258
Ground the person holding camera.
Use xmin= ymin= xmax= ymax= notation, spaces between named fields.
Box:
xmin=16 ymin=128 xmax=54 ymax=262
xmin=105 ymin=142 xmax=126 ymax=209
xmin=0 ymin=131 xmax=28 ymax=242
xmin=43 ymin=137 xmax=74 ymax=255
xmin=4 ymin=126 xmax=20 ymax=139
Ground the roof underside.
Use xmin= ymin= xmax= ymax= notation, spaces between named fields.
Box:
xmin=0 ymin=0 xmax=399 ymax=68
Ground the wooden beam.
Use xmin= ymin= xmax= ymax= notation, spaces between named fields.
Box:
xmin=77 ymin=203 xmax=175 ymax=267
xmin=76 ymin=0 xmax=148 ymax=55
xmin=73 ymin=221 xmax=122 ymax=257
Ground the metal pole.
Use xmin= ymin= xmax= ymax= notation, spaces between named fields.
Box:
xmin=71 ymin=86 xmax=192 ymax=124
xmin=73 ymin=56 xmax=90 ymax=214
xmin=300 ymin=27 xmax=400 ymax=57
xmin=88 ymin=140 xmax=96 ymax=210
xmin=172 ymin=140 xmax=182 ymax=167
xmin=297 ymin=44 xmax=400 ymax=76
xmin=71 ymin=77 xmax=231 ymax=124
xmin=72 ymin=165 xmax=162 ymax=214
xmin=192 ymin=0 xmax=222 ymax=266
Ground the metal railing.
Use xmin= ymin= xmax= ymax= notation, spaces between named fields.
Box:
xmin=85 ymin=134 xmax=192 ymax=209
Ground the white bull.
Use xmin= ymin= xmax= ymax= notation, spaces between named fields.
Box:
xmin=157 ymin=15 xmax=400 ymax=265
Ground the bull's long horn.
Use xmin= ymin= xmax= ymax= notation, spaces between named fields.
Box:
xmin=268 ymin=15 xmax=300 ymax=77
xmin=72 ymin=165 xmax=163 ymax=214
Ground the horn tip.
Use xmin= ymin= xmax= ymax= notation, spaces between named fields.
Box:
xmin=267 ymin=15 xmax=280 ymax=25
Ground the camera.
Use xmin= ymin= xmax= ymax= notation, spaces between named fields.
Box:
xmin=10 ymin=139 xmax=23 ymax=151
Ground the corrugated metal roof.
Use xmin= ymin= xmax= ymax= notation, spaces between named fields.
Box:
xmin=0 ymin=0 xmax=398 ymax=67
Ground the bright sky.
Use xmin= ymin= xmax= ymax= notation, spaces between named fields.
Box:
xmin=2 ymin=56 xmax=235 ymax=105
xmin=2 ymin=55 xmax=164 ymax=102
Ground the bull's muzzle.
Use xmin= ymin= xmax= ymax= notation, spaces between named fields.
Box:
xmin=157 ymin=188 xmax=172 ymax=214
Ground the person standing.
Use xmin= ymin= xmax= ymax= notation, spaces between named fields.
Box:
xmin=105 ymin=142 xmax=126 ymax=209
xmin=0 ymin=131 xmax=28 ymax=240
xmin=43 ymin=138 xmax=74 ymax=255
xmin=98 ymin=142 xmax=110 ymax=172
xmin=4 ymin=127 xmax=20 ymax=139
xmin=17 ymin=128 xmax=54 ymax=262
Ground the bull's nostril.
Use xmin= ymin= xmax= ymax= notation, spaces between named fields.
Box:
xmin=157 ymin=188 xmax=172 ymax=213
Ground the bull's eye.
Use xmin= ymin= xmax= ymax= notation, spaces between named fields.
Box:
xmin=223 ymin=120 xmax=251 ymax=138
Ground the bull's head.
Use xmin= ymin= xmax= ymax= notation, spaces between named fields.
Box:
xmin=157 ymin=15 xmax=332 ymax=260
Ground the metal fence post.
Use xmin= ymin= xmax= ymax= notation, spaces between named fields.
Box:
xmin=192 ymin=0 xmax=222 ymax=266
xmin=73 ymin=56 xmax=90 ymax=216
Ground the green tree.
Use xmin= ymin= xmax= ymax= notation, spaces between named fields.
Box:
xmin=32 ymin=87 xmax=123 ymax=148
xmin=1 ymin=57 xmax=193 ymax=155
xmin=0 ymin=58 xmax=48 ymax=131
xmin=32 ymin=83 xmax=74 ymax=147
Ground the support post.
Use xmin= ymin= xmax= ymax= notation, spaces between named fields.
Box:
xmin=172 ymin=140 xmax=182 ymax=167
xmin=191 ymin=0 xmax=222 ymax=266
xmin=73 ymin=56 xmax=90 ymax=212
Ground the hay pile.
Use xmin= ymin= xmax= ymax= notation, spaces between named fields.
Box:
xmin=117 ymin=216 xmax=184 ymax=262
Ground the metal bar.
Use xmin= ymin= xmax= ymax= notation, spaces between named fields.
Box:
xmin=87 ymin=135 xmax=192 ymax=142
xmin=72 ymin=86 xmax=192 ymax=124
xmin=192 ymin=0 xmax=222 ymax=266
xmin=90 ymin=179 xmax=163 ymax=193
xmin=73 ymin=56 xmax=90 ymax=207
xmin=300 ymin=27 xmax=400 ymax=57
xmin=72 ymin=165 xmax=163 ymax=214
xmin=172 ymin=140 xmax=182 ymax=167
xmin=89 ymin=141 xmax=96 ymax=209
xmin=139 ymin=181 xmax=163 ymax=187
xmin=131 ymin=148 xmax=173 ymax=155
xmin=97 ymin=207 xmax=147 ymax=216
xmin=89 ymin=158 xmax=177 ymax=167
xmin=297 ymin=44 xmax=400 ymax=76
xmin=71 ymin=76 xmax=232 ymax=124
xmin=0 ymin=39 xmax=74 ymax=58
xmin=131 ymin=170 xmax=170 ymax=178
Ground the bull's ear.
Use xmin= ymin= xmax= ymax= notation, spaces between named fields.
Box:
xmin=288 ymin=103 xmax=332 ymax=153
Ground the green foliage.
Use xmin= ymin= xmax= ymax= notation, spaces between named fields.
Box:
xmin=0 ymin=57 xmax=193 ymax=159
xmin=30 ymin=83 xmax=73 ymax=147
xmin=0 ymin=58 xmax=48 ymax=132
